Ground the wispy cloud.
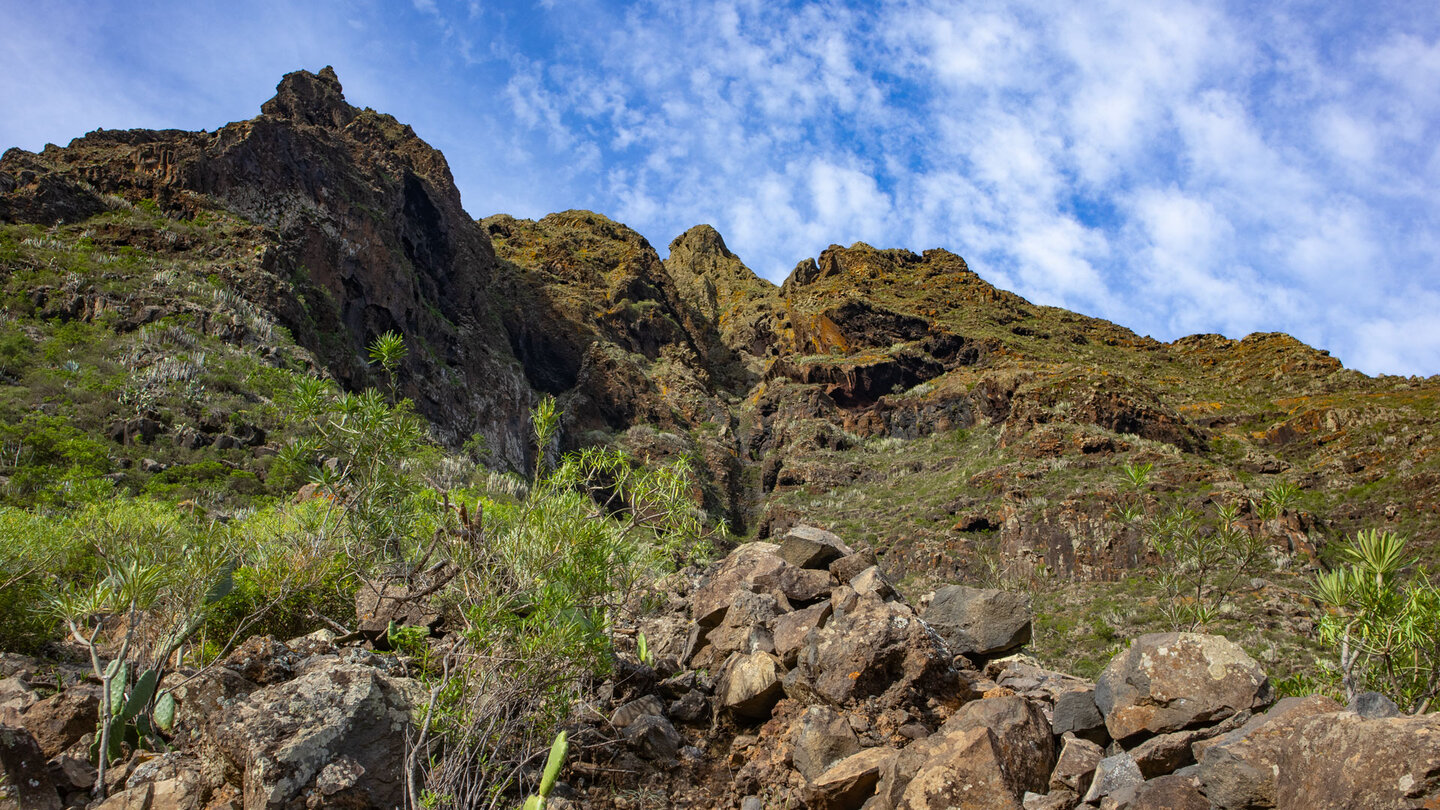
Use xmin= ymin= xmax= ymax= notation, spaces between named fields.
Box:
xmin=1 ymin=0 xmax=1437 ymax=375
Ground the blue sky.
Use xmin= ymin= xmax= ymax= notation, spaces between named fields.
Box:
xmin=3 ymin=1 xmax=1439 ymax=376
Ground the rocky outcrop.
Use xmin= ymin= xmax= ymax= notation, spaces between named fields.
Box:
xmin=1094 ymin=632 xmax=1271 ymax=744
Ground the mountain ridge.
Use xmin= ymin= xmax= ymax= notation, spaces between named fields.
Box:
xmin=2 ymin=67 xmax=1438 ymax=644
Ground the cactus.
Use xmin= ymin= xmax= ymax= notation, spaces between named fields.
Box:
xmin=520 ymin=730 xmax=568 ymax=810
xmin=636 ymin=631 xmax=651 ymax=666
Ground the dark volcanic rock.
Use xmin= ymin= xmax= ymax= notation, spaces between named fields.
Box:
xmin=923 ymin=585 xmax=1033 ymax=658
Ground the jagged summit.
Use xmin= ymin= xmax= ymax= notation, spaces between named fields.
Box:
xmin=260 ymin=65 xmax=356 ymax=129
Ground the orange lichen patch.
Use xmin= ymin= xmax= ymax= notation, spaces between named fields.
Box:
xmin=1178 ymin=401 xmax=1225 ymax=413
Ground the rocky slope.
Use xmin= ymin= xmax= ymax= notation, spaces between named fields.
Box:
xmin=4 ymin=528 xmax=1436 ymax=809
xmin=3 ymin=66 xmax=1439 ymax=681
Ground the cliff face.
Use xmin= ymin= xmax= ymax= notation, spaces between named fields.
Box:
xmin=3 ymin=67 xmax=1439 ymax=584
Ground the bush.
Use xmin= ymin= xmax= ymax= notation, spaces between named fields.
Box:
xmin=1314 ymin=529 xmax=1440 ymax=713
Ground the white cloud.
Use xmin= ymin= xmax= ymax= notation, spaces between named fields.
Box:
xmin=3 ymin=0 xmax=1438 ymax=374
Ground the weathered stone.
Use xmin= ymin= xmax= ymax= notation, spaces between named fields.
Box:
xmin=220 ymin=635 xmax=303 ymax=686
xmin=668 ymin=690 xmax=708 ymax=724
xmin=939 ymin=695 xmax=1054 ymax=795
xmin=849 ymin=566 xmax=896 ymax=600
xmin=164 ymin=667 xmax=258 ymax=746
xmin=0 ymin=676 xmax=36 ymax=726
xmin=898 ymin=726 xmax=1024 ymax=810
xmin=1349 ymin=690 xmax=1400 ymax=719
xmin=0 ymin=724 xmax=61 ymax=810
xmin=91 ymin=784 xmax=152 ymax=810
xmin=1022 ymin=790 xmax=1079 ymax=810
xmin=754 ymin=563 xmax=834 ymax=604
xmin=47 ymin=753 xmax=96 ymax=794
xmin=1129 ymin=773 xmax=1207 ymax=810
xmin=1094 ymin=633 xmax=1269 ymax=744
xmin=123 ymin=753 xmax=206 ymax=810
xmin=1192 ymin=695 xmax=1341 ymax=810
xmin=720 ymin=652 xmax=784 ymax=720
xmin=796 ymin=595 xmax=956 ymax=710
xmin=692 ymin=543 xmax=785 ymax=626
xmin=829 ymin=549 xmax=878 ymax=584
xmin=991 ymin=659 xmax=1091 ymax=703
xmin=1051 ymin=689 xmax=1108 ymax=745
xmin=774 ymin=603 xmax=831 ymax=667
xmin=778 ymin=525 xmax=854 ymax=569
xmin=923 ymin=585 xmax=1032 ymax=657
xmin=20 ymin=684 xmax=100 ymax=758
xmin=1082 ymin=753 xmax=1142 ymax=805
xmin=1127 ymin=709 xmax=1249 ymax=779
xmin=1273 ymin=710 xmax=1440 ymax=808
xmin=791 ymin=705 xmax=861 ymax=781
xmin=612 ymin=695 xmax=665 ymax=729
xmin=623 ymin=714 xmax=682 ymax=761
xmin=1050 ymin=735 xmax=1103 ymax=795
xmin=210 ymin=662 xmax=424 ymax=810
xmin=804 ymin=746 xmax=896 ymax=810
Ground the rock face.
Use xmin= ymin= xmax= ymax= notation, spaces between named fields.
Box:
xmin=0 ymin=725 xmax=62 ymax=810
xmin=211 ymin=662 xmax=424 ymax=810
xmin=794 ymin=593 xmax=956 ymax=710
xmin=1094 ymin=632 xmax=1270 ymax=744
xmin=923 ymin=586 xmax=1032 ymax=658
xmin=1194 ymin=694 xmax=1342 ymax=809
xmin=1274 ymin=711 xmax=1440 ymax=809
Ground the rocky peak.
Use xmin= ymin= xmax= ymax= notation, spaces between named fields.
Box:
xmin=260 ymin=65 xmax=356 ymax=129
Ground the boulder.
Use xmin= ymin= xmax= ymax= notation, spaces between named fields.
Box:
xmin=778 ymin=525 xmax=854 ymax=569
xmin=790 ymin=705 xmax=861 ymax=781
xmin=122 ymin=753 xmax=206 ymax=810
xmin=1081 ymin=753 xmax=1142 ymax=805
xmin=692 ymin=543 xmax=786 ymax=626
xmin=1127 ymin=709 xmax=1249 ymax=778
xmin=220 ymin=635 xmax=304 ymax=686
xmin=623 ymin=715 xmax=683 ymax=761
xmin=0 ymin=724 xmax=61 ymax=810
xmin=774 ymin=603 xmax=831 ymax=667
xmin=0 ymin=676 xmax=36 ymax=726
xmin=1049 ymin=735 xmax=1103 ymax=795
xmin=1129 ymin=773 xmax=1207 ymax=810
xmin=720 ymin=652 xmax=784 ymax=720
xmin=923 ymin=585 xmax=1032 ymax=658
xmin=804 ymin=746 xmax=896 ymax=810
xmin=210 ymin=662 xmax=424 ymax=810
xmin=849 ymin=566 xmax=897 ymax=600
xmin=939 ymin=695 xmax=1054 ymax=795
xmin=20 ymin=683 xmax=100 ymax=758
xmin=1274 ymin=710 xmax=1440 ymax=809
xmin=355 ymin=579 xmax=444 ymax=639
xmin=795 ymin=594 xmax=956 ymax=710
xmin=1192 ymin=695 xmax=1341 ymax=809
xmin=611 ymin=695 xmax=665 ymax=730
xmin=898 ymin=726 xmax=1024 ymax=810
xmin=165 ymin=666 xmax=258 ymax=747
xmin=753 ymin=563 xmax=834 ymax=604
xmin=829 ymin=550 xmax=878 ymax=584
xmin=1094 ymin=633 xmax=1269 ymax=744
xmin=1051 ymin=689 xmax=1108 ymax=745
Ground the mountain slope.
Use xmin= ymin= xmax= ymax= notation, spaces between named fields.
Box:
xmin=3 ymin=69 xmax=1439 ymax=678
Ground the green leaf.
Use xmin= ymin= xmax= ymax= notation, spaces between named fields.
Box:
xmin=538 ymin=730 xmax=568 ymax=796
xmin=121 ymin=668 xmax=159 ymax=721
xmin=107 ymin=661 xmax=129 ymax=715
xmin=153 ymin=690 xmax=176 ymax=732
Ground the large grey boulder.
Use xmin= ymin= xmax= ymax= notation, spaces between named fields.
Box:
xmin=778 ymin=525 xmax=854 ymax=569
xmin=691 ymin=543 xmax=786 ymax=627
xmin=1094 ymin=633 xmax=1269 ymax=744
xmin=794 ymin=594 xmax=955 ymax=710
xmin=720 ymin=652 xmax=785 ymax=720
xmin=803 ymin=747 xmax=895 ymax=810
xmin=938 ymin=695 xmax=1054 ymax=795
xmin=1192 ymin=695 xmax=1341 ymax=809
xmin=1274 ymin=710 xmax=1440 ymax=809
xmin=898 ymin=726 xmax=1024 ymax=810
xmin=790 ymin=705 xmax=861 ymax=781
xmin=922 ymin=585 xmax=1032 ymax=658
xmin=210 ymin=662 xmax=425 ymax=810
